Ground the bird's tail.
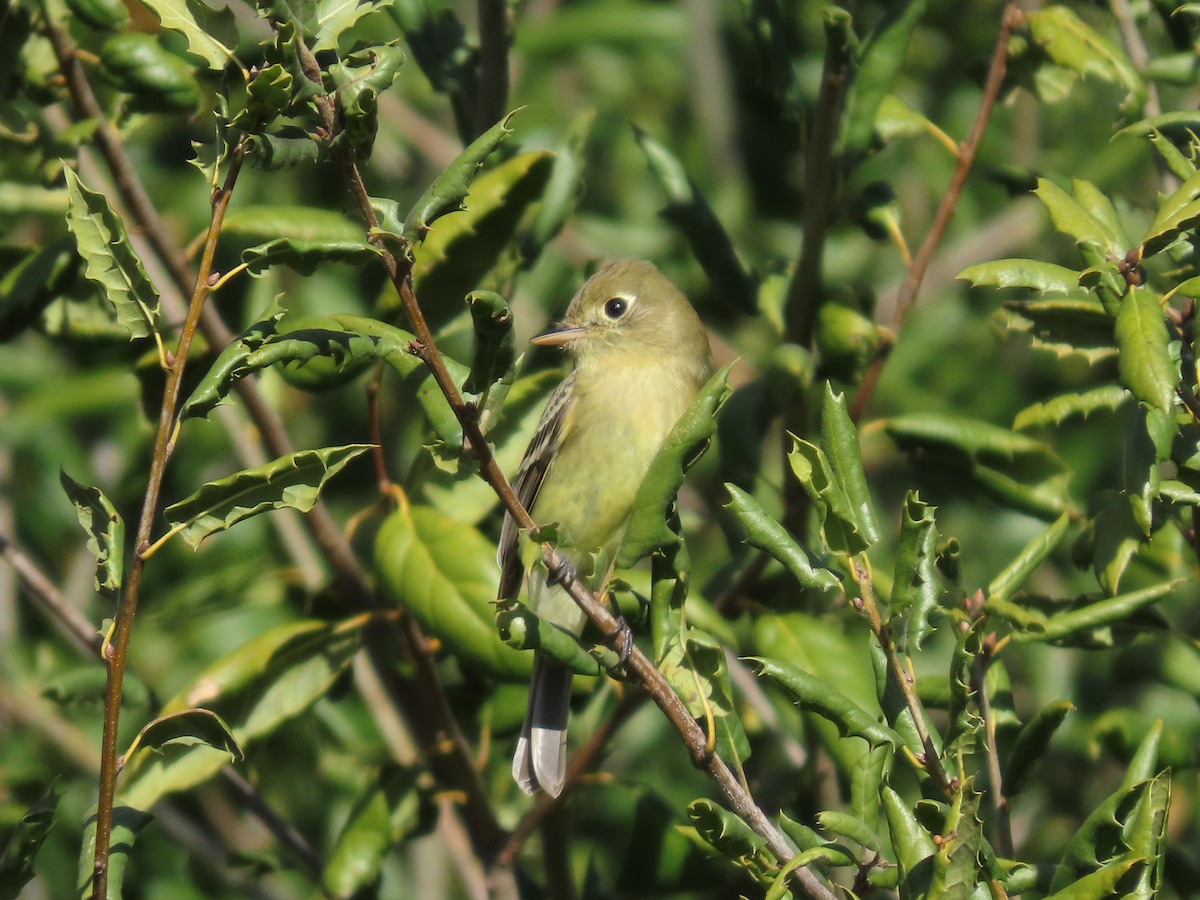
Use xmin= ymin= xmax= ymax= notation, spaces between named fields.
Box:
xmin=512 ymin=653 xmax=573 ymax=797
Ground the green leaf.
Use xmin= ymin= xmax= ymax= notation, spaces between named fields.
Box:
xmin=494 ymin=600 xmax=603 ymax=676
xmin=1115 ymin=288 xmax=1176 ymax=412
xmin=314 ymin=0 xmax=392 ymax=52
xmin=1045 ymin=856 xmax=1144 ymax=899
xmin=1140 ymin=168 xmax=1200 ymax=256
xmin=957 ymin=258 xmax=1082 ymax=295
xmin=634 ymin=127 xmax=756 ymax=313
xmin=375 ymin=501 xmax=533 ymax=680
xmin=327 ymin=43 xmax=405 ymax=159
xmin=840 ymin=0 xmax=928 ymax=155
xmin=882 ymin=413 xmax=1073 ymax=519
xmin=1025 ymin=6 xmax=1145 ymax=116
xmin=137 ymin=0 xmax=238 ymax=70
xmin=618 ymin=364 xmax=732 ymax=566
xmin=722 ymin=484 xmax=839 ymax=592
xmin=0 ymin=785 xmax=60 ymax=900
xmin=463 ymin=290 xmax=514 ymax=394
xmin=817 ymin=810 xmax=880 ymax=852
xmin=687 ymin=799 xmax=772 ymax=868
xmin=1033 ymin=178 xmax=1121 ymax=254
xmin=891 ymin=491 xmax=939 ymax=652
xmin=1005 ymin=699 xmax=1074 ymax=796
xmin=180 ymin=302 xmax=287 ymax=419
xmin=59 ymin=469 xmax=124 ymax=601
xmin=986 ymin=513 xmax=1072 ymax=604
xmin=1001 ymin=297 xmax=1116 ymax=367
xmin=122 ymin=708 xmax=243 ymax=763
xmin=77 ymin=805 xmax=154 ymax=900
xmin=0 ymin=237 xmax=79 ymax=340
xmin=120 ymin=618 xmax=365 ymax=808
xmin=1014 ymin=385 xmax=1129 ymax=431
xmin=400 ymin=110 xmax=520 ymax=244
xmin=821 ymin=385 xmax=879 ymax=544
xmin=164 ymin=444 xmax=371 ymax=549
xmin=230 ymin=63 xmax=295 ymax=131
xmin=753 ymin=657 xmax=901 ymax=748
xmin=322 ymin=765 xmax=434 ymax=897
xmin=246 ymin=127 xmax=322 ymax=169
xmin=881 ymin=786 xmax=936 ymax=897
xmin=929 ymin=780 xmax=984 ymax=899
xmin=240 ymin=237 xmax=382 ymax=276
xmin=221 ymin=206 xmax=364 ymax=244
xmin=62 ymin=167 xmax=161 ymax=341
xmin=1012 ymin=582 xmax=1179 ymax=644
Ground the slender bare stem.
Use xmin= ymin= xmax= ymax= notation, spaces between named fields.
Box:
xmin=972 ymin=652 xmax=1014 ymax=857
xmin=850 ymin=0 xmax=1019 ymax=422
xmin=850 ymin=560 xmax=953 ymax=797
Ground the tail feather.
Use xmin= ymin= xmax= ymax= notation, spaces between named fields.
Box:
xmin=512 ymin=654 xmax=573 ymax=797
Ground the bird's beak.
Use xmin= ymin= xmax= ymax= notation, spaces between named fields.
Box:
xmin=530 ymin=323 xmax=588 ymax=347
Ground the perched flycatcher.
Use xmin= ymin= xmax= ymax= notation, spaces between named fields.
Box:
xmin=499 ymin=259 xmax=712 ymax=797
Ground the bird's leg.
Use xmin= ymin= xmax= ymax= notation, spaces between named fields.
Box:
xmin=605 ymin=615 xmax=634 ymax=665
xmin=545 ymin=557 xmax=578 ymax=587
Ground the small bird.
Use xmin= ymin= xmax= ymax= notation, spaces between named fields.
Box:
xmin=500 ymin=259 xmax=712 ymax=797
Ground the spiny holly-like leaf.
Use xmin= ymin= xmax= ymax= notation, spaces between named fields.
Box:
xmin=164 ymin=444 xmax=371 ymax=549
xmin=1115 ymin=288 xmax=1176 ymax=412
xmin=1141 ymin=167 xmax=1200 ymax=256
xmin=400 ymin=110 xmax=520 ymax=244
xmin=230 ymin=63 xmax=295 ymax=131
xmin=59 ymin=470 xmax=124 ymax=600
xmin=120 ymin=618 xmax=365 ymax=809
xmin=929 ymin=779 xmax=984 ymax=898
xmin=821 ymin=385 xmax=879 ymax=544
xmin=788 ymin=440 xmax=871 ymax=556
xmin=463 ymin=290 xmax=514 ymax=394
xmin=1033 ymin=178 xmax=1122 ymax=254
xmin=62 ymin=167 xmax=161 ymax=341
xmin=0 ymin=785 xmax=60 ymax=899
xmin=1014 ymin=384 xmax=1129 ymax=431
xmin=957 ymin=258 xmax=1082 ymax=295
xmin=1001 ymin=297 xmax=1117 ymax=366
xmin=723 ymin=484 xmax=839 ymax=591
xmin=77 ymin=805 xmax=154 ymax=900
xmin=635 ymin=127 xmax=756 ymax=313
xmin=122 ymin=708 xmax=243 ymax=763
xmin=617 ymin=364 xmax=732 ymax=567
xmin=375 ymin=501 xmax=533 ymax=680
xmin=240 ymin=237 xmax=382 ymax=276
xmin=891 ymin=491 xmax=939 ymax=652
xmin=314 ymin=0 xmax=393 ymax=52
xmin=181 ymin=301 xmax=287 ymax=419
xmin=753 ymin=657 xmax=902 ymax=748
xmin=817 ymin=810 xmax=880 ymax=853
xmin=687 ymin=800 xmax=771 ymax=869
xmin=138 ymin=0 xmax=238 ymax=70
xmin=327 ymin=43 xmax=405 ymax=159
xmin=1026 ymin=6 xmax=1145 ymax=115
xmin=881 ymin=786 xmax=936 ymax=896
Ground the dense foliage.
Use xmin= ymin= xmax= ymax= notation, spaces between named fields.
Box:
xmin=3 ymin=0 xmax=1200 ymax=897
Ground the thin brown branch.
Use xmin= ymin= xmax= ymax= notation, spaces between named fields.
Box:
xmin=850 ymin=560 xmax=953 ymax=798
xmin=972 ymin=651 xmax=1014 ymax=858
xmin=850 ymin=0 xmax=1019 ymax=422
xmin=0 ymin=532 xmax=100 ymax=657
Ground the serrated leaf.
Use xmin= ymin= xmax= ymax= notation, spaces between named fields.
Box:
xmin=1141 ymin=167 xmax=1200 ymax=256
xmin=634 ymin=127 xmax=756 ymax=313
xmin=929 ymin=780 xmax=984 ymax=899
xmin=881 ymin=786 xmax=936 ymax=897
xmin=139 ymin=0 xmax=238 ymax=70
xmin=314 ymin=0 xmax=392 ymax=52
xmin=1014 ymin=384 xmax=1129 ymax=430
xmin=687 ymin=799 xmax=771 ymax=867
xmin=59 ymin=469 xmax=124 ymax=600
xmin=230 ymin=63 xmax=295 ymax=131
xmin=891 ymin=491 xmax=939 ymax=652
xmin=241 ymin=237 xmax=382 ymax=276
xmin=400 ymin=110 xmax=519 ymax=243
xmin=463 ymin=290 xmax=514 ymax=394
xmin=1026 ymin=6 xmax=1145 ymax=115
xmin=1005 ymin=699 xmax=1074 ymax=795
xmin=164 ymin=444 xmax=371 ymax=549
xmin=1115 ymin=288 xmax=1175 ymax=412
xmin=322 ymin=765 xmax=433 ymax=896
xmin=617 ymin=364 xmax=731 ymax=566
xmin=222 ymin=206 xmax=363 ymax=243
xmin=821 ymin=384 xmax=879 ymax=544
xmin=327 ymin=42 xmax=405 ymax=158
xmin=375 ymin=501 xmax=532 ymax=680
xmin=77 ymin=805 xmax=154 ymax=900
xmin=1001 ymin=297 xmax=1116 ymax=365
xmin=62 ymin=167 xmax=161 ymax=341
xmin=0 ymin=786 xmax=60 ymax=900
xmin=1034 ymin=178 xmax=1121 ymax=254
xmin=723 ymin=484 xmax=839 ymax=591
xmin=753 ymin=657 xmax=901 ymax=748
xmin=958 ymin=258 xmax=1082 ymax=295
xmin=120 ymin=618 xmax=364 ymax=808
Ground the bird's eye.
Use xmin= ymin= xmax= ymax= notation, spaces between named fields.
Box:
xmin=604 ymin=297 xmax=629 ymax=319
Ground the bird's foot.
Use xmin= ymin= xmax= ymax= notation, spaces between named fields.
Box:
xmin=546 ymin=557 xmax=578 ymax=587
xmin=605 ymin=616 xmax=634 ymax=665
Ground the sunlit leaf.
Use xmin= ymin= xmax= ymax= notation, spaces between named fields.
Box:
xmin=164 ymin=444 xmax=371 ymax=549
xmin=137 ymin=0 xmax=237 ymax=70
xmin=958 ymin=258 xmax=1082 ymax=295
xmin=240 ymin=237 xmax=381 ymax=276
xmin=1115 ymin=288 xmax=1176 ymax=412
xmin=1014 ymin=385 xmax=1128 ymax=430
xmin=891 ymin=491 xmax=939 ymax=652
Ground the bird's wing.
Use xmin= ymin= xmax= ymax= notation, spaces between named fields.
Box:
xmin=497 ymin=370 xmax=577 ymax=601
